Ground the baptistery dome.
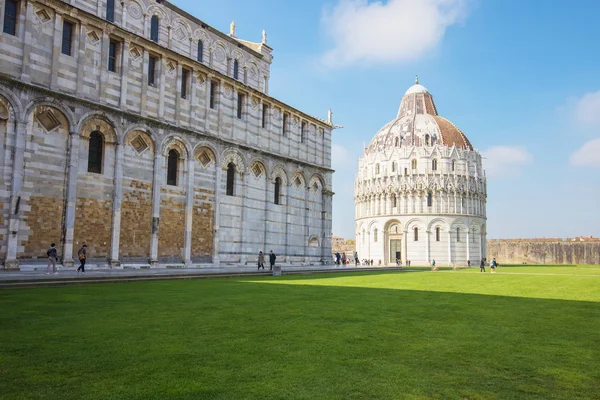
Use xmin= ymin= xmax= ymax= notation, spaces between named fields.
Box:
xmin=367 ymin=78 xmax=472 ymax=154
xmin=355 ymin=78 xmax=487 ymax=267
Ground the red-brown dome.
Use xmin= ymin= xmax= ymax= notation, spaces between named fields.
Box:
xmin=367 ymin=80 xmax=473 ymax=153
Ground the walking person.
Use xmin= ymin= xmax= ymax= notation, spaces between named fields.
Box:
xmin=431 ymin=259 xmax=436 ymax=270
xmin=46 ymin=243 xmax=58 ymax=275
xmin=354 ymin=251 xmax=359 ymax=266
xmin=341 ymin=252 xmax=347 ymax=266
xmin=269 ymin=250 xmax=276 ymax=271
xmin=490 ymin=258 xmax=497 ymax=273
xmin=479 ymin=258 xmax=486 ymax=272
xmin=77 ymin=244 xmax=87 ymax=274
xmin=257 ymin=251 xmax=265 ymax=270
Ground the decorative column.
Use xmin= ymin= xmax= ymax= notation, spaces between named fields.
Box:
xmin=189 ymin=70 xmax=197 ymax=122
xmin=204 ymin=73 xmax=213 ymax=132
xmin=183 ymin=158 xmax=194 ymax=265
xmin=158 ymin=57 xmax=166 ymax=119
xmin=447 ymin=228 xmax=452 ymax=266
xmin=149 ymin=152 xmax=163 ymax=266
xmin=119 ymin=40 xmax=130 ymax=108
xmin=239 ymin=171 xmax=249 ymax=265
xmin=61 ymin=131 xmax=81 ymax=268
xmin=76 ymin=24 xmax=87 ymax=97
xmin=466 ymin=229 xmax=471 ymax=265
xmin=175 ymin=63 xmax=182 ymax=122
xmin=303 ymin=186 xmax=309 ymax=264
xmin=120 ymin=1 xmax=128 ymax=28
xmin=50 ymin=12 xmax=63 ymax=90
xmin=99 ymin=30 xmax=110 ymax=103
xmin=425 ymin=230 xmax=430 ymax=265
xmin=109 ymin=142 xmax=124 ymax=267
xmin=211 ymin=165 xmax=221 ymax=265
xmin=20 ymin=0 xmax=34 ymax=82
xmin=4 ymin=121 xmax=28 ymax=269
xmin=403 ymin=230 xmax=408 ymax=266
xmin=140 ymin=49 xmax=149 ymax=117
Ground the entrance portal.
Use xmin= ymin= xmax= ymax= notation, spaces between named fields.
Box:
xmin=389 ymin=239 xmax=402 ymax=264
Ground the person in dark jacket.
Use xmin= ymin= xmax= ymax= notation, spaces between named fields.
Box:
xmin=269 ymin=250 xmax=276 ymax=271
xmin=46 ymin=243 xmax=58 ymax=275
xmin=480 ymin=258 xmax=486 ymax=272
xmin=77 ymin=244 xmax=87 ymax=274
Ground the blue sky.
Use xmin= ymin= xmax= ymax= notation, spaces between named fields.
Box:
xmin=175 ymin=0 xmax=600 ymax=240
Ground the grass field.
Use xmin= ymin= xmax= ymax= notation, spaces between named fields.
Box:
xmin=1 ymin=265 xmax=599 ymax=400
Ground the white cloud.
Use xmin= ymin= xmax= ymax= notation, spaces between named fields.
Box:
xmin=570 ymin=138 xmax=600 ymax=167
xmin=481 ymin=146 xmax=533 ymax=178
xmin=321 ymin=0 xmax=468 ymax=68
xmin=574 ymin=91 xmax=600 ymax=126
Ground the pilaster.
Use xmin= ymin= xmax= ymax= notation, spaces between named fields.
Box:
xmin=183 ymin=158 xmax=194 ymax=265
xmin=212 ymin=165 xmax=221 ymax=265
xmin=149 ymin=152 xmax=163 ymax=266
xmin=109 ymin=142 xmax=124 ymax=267
xmin=76 ymin=24 xmax=87 ymax=97
xmin=20 ymin=0 xmax=35 ymax=82
xmin=50 ymin=12 xmax=63 ymax=90
xmin=62 ymin=131 xmax=81 ymax=268
xmin=119 ymin=40 xmax=130 ymax=108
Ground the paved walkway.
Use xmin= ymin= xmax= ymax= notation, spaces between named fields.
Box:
xmin=0 ymin=264 xmax=406 ymax=288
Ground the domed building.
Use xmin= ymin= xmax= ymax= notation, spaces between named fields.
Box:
xmin=354 ymin=78 xmax=487 ymax=266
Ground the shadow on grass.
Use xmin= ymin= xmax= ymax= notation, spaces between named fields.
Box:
xmin=1 ymin=277 xmax=599 ymax=400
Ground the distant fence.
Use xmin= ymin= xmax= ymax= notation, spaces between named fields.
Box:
xmin=486 ymin=239 xmax=600 ymax=265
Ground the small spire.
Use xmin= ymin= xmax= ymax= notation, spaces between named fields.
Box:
xmin=415 ymin=75 xmax=419 ymax=85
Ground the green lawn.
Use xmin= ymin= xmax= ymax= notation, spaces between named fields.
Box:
xmin=1 ymin=266 xmax=599 ymax=400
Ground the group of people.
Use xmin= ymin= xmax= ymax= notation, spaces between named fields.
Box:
xmin=480 ymin=257 xmax=498 ymax=273
xmin=44 ymin=243 xmax=88 ymax=275
xmin=333 ymin=251 xmax=364 ymax=266
xmin=257 ymin=250 xmax=277 ymax=270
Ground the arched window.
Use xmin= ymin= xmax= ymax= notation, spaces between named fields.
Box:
xmin=392 ymin=195 xmax=397 ymax=208
xmin=425 ymin=134 xmax=430 ymax=146
xmin=375 ymin=164 xmax=380 ymax=174
xmin=391 ymin=162 xmax=396 ymax=172
xmin=373 ymin=229 xmax=378 ymax=243
xmin=414 ymin=227 xmax=419 ymax=241
xmin=432 ymin=159 xmax=437 ymax=171
xmin=395 ymin=137 xmax=399 ymax=147
xmin=233 ymin=59 xmax=239 ymax=80
xmin=226 ymin=162 xmax=235 ymax=196
xmin=436 ymin=227 xmax=440 ymax=242
xmin=427 ymin=192 xmax=432 ymax=207
xmin=167 ymin=149 xmax=179 ymax=186
xmin=197 ymin=40 xmax=204 ymax=62
xmin=411 ymin=159 xmax=417 ymax=170
xmin=87 ymin=131 xmax=103 ymax=174
xmin=452 ymin=160 xmax=456 ymax=172
xmin=150 ymin=15 xmax=159 ymax=43
xmin=274 ymin=177 xmax=281 ymax=205
xmin=456 ymin=227 xmax=460 ymax=242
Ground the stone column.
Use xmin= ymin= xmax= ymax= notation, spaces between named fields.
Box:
xmin=109 ymin=142 xmax=124 ymax=267
xmin=466 ymin=229 xmax=471 ymax=264
xmin=175 ymin=63 xmax=182 ymax=122
xmin=4 ymin=121 xmax=28 ymax=269
xmin=204 ymin=73 xmax=213 ymax=132
xmin=149 ymin=152 xmax=163 ymax=266
xmin=189 ymin=70 xmax=197 ymax=122
xmin=447 ymin=228 xmax=452 ymax=266
xmin=212 ymin=165 xmax=221 ymax=265
xmin=99 ymin=30 xmax=110 ymax=103
xmin=183 ymin=158 xmax=194 ymax=265
xmin=303 ymin=186 xmax=309 ymax=264
xmin=425 ymin=230 xmax=430 ymax=265
xmin=61 ymin=131 xmax=81 ymax=268
xmin=50 ymin=12 xmax=63 ymax=90
xmin=20 ymin=0 xmax=34 ymax=82
xmin=119 ymin=40 xmax=130 ymax=108
xmin=140 ymin=49 xmax=149 ymax=117
xmin=76 ymin=24 xmax=87 ymax=97
xmin=158 ymin=57 xmax=166 ymax=119
xmin=239 ymin=171 xmax=248 ymax=265
xmin=403 ymin=230 xmax=408 ymax=266
xmin=120 ymin=1 xmax=128 ymax=28
xmin=143 ymin=13 xmax=149 ymax=38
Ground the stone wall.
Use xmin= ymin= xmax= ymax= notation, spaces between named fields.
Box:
xmin=487 ymin=239 xmax=600 ymax=265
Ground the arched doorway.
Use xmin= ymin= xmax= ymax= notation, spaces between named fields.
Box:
xmin=384 ymin=220 xmax=402 ymax=265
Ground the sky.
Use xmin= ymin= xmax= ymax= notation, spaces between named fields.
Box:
xmin=174 ymin=0 xmax=600 ymax=240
